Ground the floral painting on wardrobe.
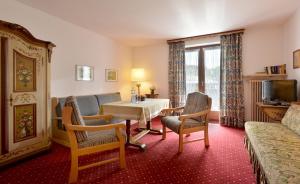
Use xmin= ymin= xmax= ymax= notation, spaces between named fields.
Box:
xmin=14 ymin=104 xmax=36 ymax=143
xmin=14 ymin=50 xmax=36 ymax=92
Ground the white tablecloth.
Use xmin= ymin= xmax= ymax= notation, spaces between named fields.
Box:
xmin=102 ymin=98 xmax=169 ymax=126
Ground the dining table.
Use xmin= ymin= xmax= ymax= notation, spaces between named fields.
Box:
xmin=102 ymin=98 xmax=170 ymax=150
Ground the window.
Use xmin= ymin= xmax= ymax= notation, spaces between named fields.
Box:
xmin=185 ymin=45 xmax=220 ymax=111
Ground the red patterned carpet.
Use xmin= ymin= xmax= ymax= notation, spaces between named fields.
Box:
xmin=0 ymin=119 xmax=255 ymax=184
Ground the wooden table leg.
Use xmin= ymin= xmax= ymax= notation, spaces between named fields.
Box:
xmin=125 ymin=119 xmax=147 ymax=150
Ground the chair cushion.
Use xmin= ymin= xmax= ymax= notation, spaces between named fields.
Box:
xmin=282 ymin=104 xmax=300 ymax=135
xmin=182 ymin=92 xmax=209 ymax=121
xmin=79 ymin=129 xmax=126 ymax=148
xmin=84 ymin=117 xmax=124 ymax=126
xmin=76 ymin=95 xmax=99 ymax=116
xmin=161 ymin=116 xmax=206 ymax=133
xmin=64 ymin=96 xmax=88 ymax=142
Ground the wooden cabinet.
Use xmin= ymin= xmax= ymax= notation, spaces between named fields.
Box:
xmin=0 ymin=20 xmax=55 ymax=166
xmin=256 ymin=102 xmax=289 ymax=122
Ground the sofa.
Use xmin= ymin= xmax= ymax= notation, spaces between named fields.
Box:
xmin=245 ymin=104 xmax=300 ymax=184
xmin=51 ymin=92 xmax=124 ymax=147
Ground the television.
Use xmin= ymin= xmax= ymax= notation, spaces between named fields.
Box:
xmin=262 ymin=80 xmax=297 ymax=105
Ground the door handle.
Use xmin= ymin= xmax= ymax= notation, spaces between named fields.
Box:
xmin=9 ymin=94 xmax=13 ymax=106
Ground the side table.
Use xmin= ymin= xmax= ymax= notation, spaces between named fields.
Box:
xmin=145 ymin=94 xmax=159 ymax=98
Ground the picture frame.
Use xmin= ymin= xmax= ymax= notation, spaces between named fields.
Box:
xmin=105 ymin=69 xmax=118 ymax=82
xmin=293 ymin=49 xmax=300 ymax=69
xmin=75 ymin=65 xmax=94 ymax=81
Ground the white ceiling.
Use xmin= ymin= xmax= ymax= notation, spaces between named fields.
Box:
xmin=17 ymin=0 xmax=300 ymax=46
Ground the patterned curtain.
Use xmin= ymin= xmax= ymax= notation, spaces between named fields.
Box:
xmin=220 ymin=33 xmax=245 ymax=128
xmin=168 ymin=41 xmax=186 ymax=108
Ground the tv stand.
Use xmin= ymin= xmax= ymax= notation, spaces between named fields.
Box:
xmin=256 ymin=102 xmax=289 ymax=122
xmin=263 ymin=100 xmax=290 ymax=106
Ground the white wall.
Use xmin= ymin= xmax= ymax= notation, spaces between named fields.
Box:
xmin=133 ymin=25 xmax=285 ymax=120
xmin=132 ymin=43 xmax=169 ymax=98
xmin=243 ymin=25 xmax=284 ymax=75
xmin=243 ymin=25 xmax=284 ymax=120
xmin=283 ymin=8 xmax=300 ymax=99
xmin=0 ymin=0 xmax=132 ymax=99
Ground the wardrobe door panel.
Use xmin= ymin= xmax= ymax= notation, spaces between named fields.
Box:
xmin=7 ymin=40 xmax=47 ymax=151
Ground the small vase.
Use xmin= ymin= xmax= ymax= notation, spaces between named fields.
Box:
xmin=150 ymin=89 xmax=155 ymax=95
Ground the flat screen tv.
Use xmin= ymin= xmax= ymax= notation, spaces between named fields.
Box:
xmin=262 ymin=80 xmax=297 ymax=104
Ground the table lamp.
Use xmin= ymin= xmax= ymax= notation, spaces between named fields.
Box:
xmin=131 ymin=68 xmax=145 ymax=100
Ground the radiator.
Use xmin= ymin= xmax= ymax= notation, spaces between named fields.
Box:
xmin=250 ymin=80 xmax=270 ymax=122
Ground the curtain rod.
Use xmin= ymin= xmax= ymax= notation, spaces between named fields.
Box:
xmin=167 ymin=28 xmax=245 ymax=44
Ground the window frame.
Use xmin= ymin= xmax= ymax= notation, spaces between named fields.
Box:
xmin=185 ymin=44 xmax=220 ymax=92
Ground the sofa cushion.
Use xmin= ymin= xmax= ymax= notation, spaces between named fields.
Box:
xmin=55 ymin=97 xmax=66 ymax=118
xmin=76 ymin=95 xmax=99 ymax=116
xmin=55 ymin=97 xmax=66 ymax=129
xmin=64 ymin=96 xmax=88 ymax=143
xmin=282 ymin=104 xmax=300 ymax=135
xmin=84 ymin=117 xmax=124 ymax=126
xmin=245 ymin=121 xmax=300 ymax=184
xmin=96 ymin=92 xmax=121 ymax=106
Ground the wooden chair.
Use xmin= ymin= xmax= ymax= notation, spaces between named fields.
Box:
xmin=160 ymin=92 xmax=212 ymax=153
xmin=62 ymin=96 xmax=126 ymax=183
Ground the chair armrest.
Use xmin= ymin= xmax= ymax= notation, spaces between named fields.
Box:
xmin=179 ymin=109 xmax=210 ymax=121
xmin=65 ymin=122 xmax=125 ymax=132
xmin=160 ymin=106 xmax=185 ymax=116
xmin=82 ymin=114 xmax=113 ymax=121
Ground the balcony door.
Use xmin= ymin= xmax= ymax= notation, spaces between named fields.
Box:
xmin=185 ymin=44 xmax=220 ymax=120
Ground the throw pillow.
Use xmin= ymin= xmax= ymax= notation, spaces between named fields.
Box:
xmin=282 ymin=104 xmax=300 ymax=135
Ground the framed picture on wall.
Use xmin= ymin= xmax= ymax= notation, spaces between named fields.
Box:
xmin=75 ymin=65 xmax=94 ymax=81
xmin=105 ymin=69 xmax=118 ymax=82
xmin=293 ymin=49 xmax=300 ymax=69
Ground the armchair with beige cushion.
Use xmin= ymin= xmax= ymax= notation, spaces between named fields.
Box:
xmin=62 ymin=96 xmax=126 ymax=183
xmin=160 ymin=92 xmax=212 ymax=153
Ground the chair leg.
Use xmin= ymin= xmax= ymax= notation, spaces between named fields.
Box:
xmin=119 ymin=143 xmax=126 ymax=169
xmin=69 ymin=152 xmax=78 ymax=183
xmin=178 ymin=132 xmax=183 ymax=153
xmin=162 ymin=124 xmax=166 ymax=140
xmin=204 ymin=125 xmax=209 ymax=148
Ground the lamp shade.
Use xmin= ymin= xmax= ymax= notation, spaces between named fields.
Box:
xmin=131 ymin=68 xmax=145 ymax=82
